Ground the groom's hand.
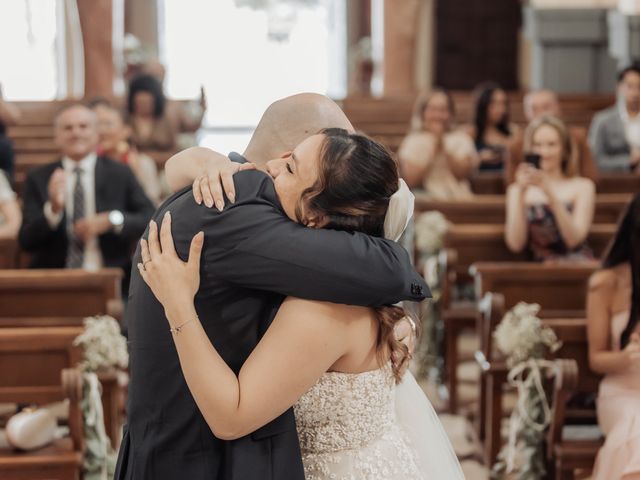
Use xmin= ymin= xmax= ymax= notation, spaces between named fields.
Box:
xmin=192 ymin=156 xmax=256 ymax=211
xmin=393 ymin=318 xmax=416 ymax=376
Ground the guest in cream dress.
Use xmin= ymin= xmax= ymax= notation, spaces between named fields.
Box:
xmin=588 ymin=193 xmax=640 ymax=480
xmin=398 ymin=89 xmax=479 ymax=200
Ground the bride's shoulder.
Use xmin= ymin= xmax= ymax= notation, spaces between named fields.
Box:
xmin=281 ymin=298 xmax=373 ymax=326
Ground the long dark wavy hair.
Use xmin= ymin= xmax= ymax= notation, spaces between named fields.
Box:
xmin=473 ymin=82 xmax=511 ymax=145
xmin=601 ymin=194 xmax=640 ymax=348
xmin=127 ymin=74 xmax=166 ymax=118
xmin=295 ymin=128 xmax=416 ymax=381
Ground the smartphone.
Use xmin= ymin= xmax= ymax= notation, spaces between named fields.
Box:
xmin=524 ymin=153 xmax=541 ymax=169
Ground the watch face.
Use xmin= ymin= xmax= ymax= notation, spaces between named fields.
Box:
xmin=109 ymin=210 xmax=124 ymax=226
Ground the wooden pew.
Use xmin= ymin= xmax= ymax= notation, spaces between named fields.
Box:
xmin=440 ymin=225 xmax=611 ymax=414
xmin=471 ymin=263 xmax=596 ymax=319
xmin=0 ymin=327 xmax=84 ymax=480
xmin=470 ymin=262 xmax=597 ymax=464
xmin=443 ymin=223 xmax=614 ymax=282
xmin=0 ymin=326 xmax=124 ymax=452
xmin=475 ymin=298 xmax=601 ymax=468
xmin=415 ymin=193 xmax=630 ymax=225
xmin=548 ymin=355 xmax=603 ymax=480
xmin=0 ymin=239 xmax=19 ymax=269
xmin=0 ymin=269 xmax=123 ymax=321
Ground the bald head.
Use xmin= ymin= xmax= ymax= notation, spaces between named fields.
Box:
xmin=523 ymin=89 xmax=561 ymax=122
xmin=243 ymin=93 xmax=354 ymax=166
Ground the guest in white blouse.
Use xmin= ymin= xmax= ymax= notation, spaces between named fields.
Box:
xmin=0 ymin=170 xmax=20 ymax=239
xmin=398 ymin=89 xmax=479 ymax=200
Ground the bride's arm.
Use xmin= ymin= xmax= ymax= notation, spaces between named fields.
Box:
xmin=138 ymin=213 xmax=349 ymax=440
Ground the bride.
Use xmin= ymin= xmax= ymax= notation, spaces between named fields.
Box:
xmin=137 ymin=128 xmax=464 ymax=479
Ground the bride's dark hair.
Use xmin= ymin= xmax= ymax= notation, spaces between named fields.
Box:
xmin=295 ymin=127 xmax=417 ymax=381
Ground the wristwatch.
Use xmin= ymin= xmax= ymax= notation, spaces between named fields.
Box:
xmin=108 ymin=210 xmax=124 ymax=232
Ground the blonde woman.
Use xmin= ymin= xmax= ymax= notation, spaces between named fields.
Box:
xmin=505 ymin=115 xmax=596 ymax=262
xmin=398 ymin=89 xmax=479 ymax=200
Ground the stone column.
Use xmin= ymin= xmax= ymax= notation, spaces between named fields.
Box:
xmin=76 ymin=0 xmax=119 ymax=97
xmin=523 ymin=6 xmax=617 ymax=92
xmin=383 ymin=0 xmax=420 ymax=96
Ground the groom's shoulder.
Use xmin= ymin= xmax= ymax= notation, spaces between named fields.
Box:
xmin=232 ymin=170 xmax=279 ymax=205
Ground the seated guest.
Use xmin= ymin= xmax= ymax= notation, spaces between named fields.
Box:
xmin=589 ymin=63 xmax=640 ymax=173
xmin=464 ymin=82 xmax=520 ymax=172
xmin=398 ymin=89 xmax=479 ymax=199
xmin=0 ymin=83 xmax=21 ymax=182
xmin=0 ymin=170 xmax=20 ymax=239
xmin=587 ymin=194 xmax=640 ymax=480
xmin=506 ymin=89 xmax=599 ymax=183
xmin=18 ymin=104 xmax=154 ymax=292
xmin=141 ymin=59 xmax=207 ymax=143
xmin=91 ymin=98 xmax=162 ymax=205
xmin=505 ymin=115 xmax=596 ymax=262
xmin=127 ymin=73 xmax=177 ymax=152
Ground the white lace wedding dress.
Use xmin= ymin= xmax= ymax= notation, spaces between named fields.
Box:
xmin=294 ymin=365 xmax=465 ymax=480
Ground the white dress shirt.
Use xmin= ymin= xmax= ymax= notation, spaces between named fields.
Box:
xmin=44 ymin=153 xmax=103 ymax=270
xmin=619 ymin=101 xmax=640 ymax=149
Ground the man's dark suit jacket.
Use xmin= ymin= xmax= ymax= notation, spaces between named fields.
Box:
xmin=114 ymin=170 xmax=429 ymax=480
xmin=18 ymin=156 xmax=155 ymax=290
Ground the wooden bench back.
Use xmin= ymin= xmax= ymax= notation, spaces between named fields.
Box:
xmin=443 ymin=224 xmax=613 ymax=282
xmin=0 ymin=327 xmax=83 ymax=405
xmin=0 ymin=269 xmax=122 ymax=319
xmin=415 ymin=194 xmax=630 ymax=225
xmin=472 ymin=263 xmax=597 ymax=316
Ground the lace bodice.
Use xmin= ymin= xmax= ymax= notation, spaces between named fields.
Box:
xmin=294 ymin=366 xmax=395 ymax=454
xmin=294 ymin=365 xmax=423 ymax=479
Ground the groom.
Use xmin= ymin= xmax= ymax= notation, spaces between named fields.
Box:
xmin=115 ymin=93 xmax=429 ymax=480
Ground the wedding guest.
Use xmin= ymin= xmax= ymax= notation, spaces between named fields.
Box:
xmin=141 ymin=60 xmax=207 ymax=149
xmin=398 ymin=89 xmax=479 ymax=199
xmin=18 ymin=104 xmax=154 ymax=292
xmin=127 ymin=74 xmax=177 ymax=153
xmin=506 ymin=89 xmax=599 ymax=183
xmin=465 ymin=82 xmax=520 ymax=172
xmin=0 ymin=83 xmax=21 ymax=181
xmin=589 ymin=63 xmax=640 ymax=174
xmin=587 ymin=193 xmax=640 ymax=480
xmin=0 ymin=170 xmax=20 ymax=239
xmin=91 ymin=98 xmax=162 ymax=205
xmin=505 ymin=115 xmax=595 ymax=262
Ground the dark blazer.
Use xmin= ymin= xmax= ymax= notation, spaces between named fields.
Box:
xmin=18 ymin=156 xmax=155 ymax=287
xmin=115 ymin=170 xmax=429 ymax=480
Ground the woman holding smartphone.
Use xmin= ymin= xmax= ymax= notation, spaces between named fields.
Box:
xmin=505 ymin=115 xmax=596 ymax=262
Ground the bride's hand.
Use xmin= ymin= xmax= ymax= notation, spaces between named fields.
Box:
xmin=192 ymin=158 xmax=256 ymax=211
xmin=138 ymin=212 xmax=204 ymax=314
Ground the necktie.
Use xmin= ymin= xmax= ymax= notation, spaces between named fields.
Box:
xmin=66 ymin=167 xmax=85 ymax=268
